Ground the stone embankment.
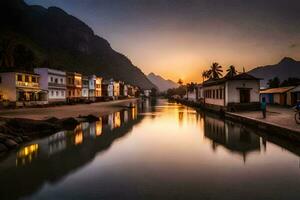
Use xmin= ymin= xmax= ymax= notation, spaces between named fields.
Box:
xmin=0 ymin=114 xmax=99 ymax=154
xmin=173 ymin=98 xmax=300 ymax=142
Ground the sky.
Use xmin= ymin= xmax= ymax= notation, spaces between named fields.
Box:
xmin=25 ymin=0 xmax=300 ymax=83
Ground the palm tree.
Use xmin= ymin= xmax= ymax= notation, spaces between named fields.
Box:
xmin=186 ymin=82 xmax=196 ymax=99
xmin=225 ymin=65 xmax=237 ymax=78
xmin=177 ymin=78 xmax=183 ymax=86
xmin=207 ymin=62 xmax=223 ymax=79
xmin=202 ymin=70 xmax=210 ymax=82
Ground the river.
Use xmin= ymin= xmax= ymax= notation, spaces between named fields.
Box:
xmin=1 ymin=99 xmax=300 ymax=200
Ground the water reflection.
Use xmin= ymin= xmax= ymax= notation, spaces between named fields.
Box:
xmin=1 ymin=99 xmax=300 ymax=200
xmin=0 ymin=100 xmax=150 ymax=200
xmin=204 ymin=114 xmax=261 ymax=162
xmin=16 ymin=144 xmax=39 ymax=166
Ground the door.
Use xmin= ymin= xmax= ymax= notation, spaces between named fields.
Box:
xmin=240 ymin=89 xmax=250 ymax=103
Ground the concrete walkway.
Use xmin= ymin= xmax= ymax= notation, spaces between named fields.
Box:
xmin=233 ymin=105 xmax=300 ymax=132
xmin=0 ymin=98 xmax=138 ymax=120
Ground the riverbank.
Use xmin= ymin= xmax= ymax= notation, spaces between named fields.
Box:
xmin=174 ymin=98 xmax=300 ymax=142
xmin=0 ymin=98 xmax=139 ymax=120
xmin=0 ymin=98 xmax=139 ymax=154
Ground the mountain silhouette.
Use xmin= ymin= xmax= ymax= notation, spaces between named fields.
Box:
xmin=147 ymin=72 xmax=178 ymax=91
xmin=248 ymin=57 xmax=300 ymax=88
xmin=0 ymin=0 xmax=155 ymax=89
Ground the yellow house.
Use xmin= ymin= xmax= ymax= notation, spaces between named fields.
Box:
xmin=95 ymin=77 xmax=102 ymax=97
xmin=66 ymin=72 xmax=82 ymax=100
xmin=0 ymin=71 xmax=47 ymax=105
xmin=113 ymin=81 xmax=120 ymax=97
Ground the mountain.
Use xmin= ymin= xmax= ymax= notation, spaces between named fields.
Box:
xmin=147 ymin=72 xmax=178 ymax=92
xmin=0 ymin=0 xmax=155 ymax=89
xmin=248 ymin=57 xmax=300 ymax=88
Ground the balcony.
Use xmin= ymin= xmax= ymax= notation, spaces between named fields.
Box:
xmin=16 ymin=81 xmax=39 ymax=88
xmin=49 ymin=82 xmax=66 ymax=88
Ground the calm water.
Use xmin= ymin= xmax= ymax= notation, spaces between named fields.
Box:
xmin=1 ymin=99 xmax=300 ymax=200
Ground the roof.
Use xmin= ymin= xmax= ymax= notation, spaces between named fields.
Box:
xmin=290 ymin=85 xmax=300 ymax=92
xmin=203 ymin=73 xmax=260 ymax=86
xmin=0 ymin=69 xmax=39 ymax=76
xmin=260 ymin=86 xmax=295 ymax=94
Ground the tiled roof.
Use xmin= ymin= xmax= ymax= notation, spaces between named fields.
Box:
xmin=260 ymin=86 xmax=295 ymax=94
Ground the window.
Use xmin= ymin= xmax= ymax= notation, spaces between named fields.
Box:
xmin=69 ymin=91 xmax=71 ymax=96
xmin=213 ymin=90 xmax=215 ymax=99
xmin=0 ymin=76 xmax=2 ymax=83
xmin=51 ymin=91 xmax=54 ymax=97
xmin=25 ymin=75 xmax=29 ymax=82
xmin=61 ymin=91 xmax=64 ymax=96
xmin=60 ymin=78 xmax=63 ymax=83
xmin=216 ymin=90 xmax=219 ymax=99
xmin=17 ymin=74 xmax=23 ymax=81
xmin=32 ymin=76 xmax=36 ymax=83
xmin=220 ymin=89 xmax=223 ymax=99
xmin=51 ymin=77 xmax=53 ymax=82
xmin=56 ymin=91 xmax=59 ymax=96
xmin=55 ymin=78 xmax=58 ymax=83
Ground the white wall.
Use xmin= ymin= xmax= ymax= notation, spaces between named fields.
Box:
xmin=89 ymin=75 xmax=96 ymax=90
xmin=49 ymin=89 xmax=66 ymax=100
xmin=35 ymin=68 xmax=66 ymax=102
xmin=187 ymin=90 xmax=197 ymax=101
xmin=108 ymin=84 xmax=114 ymax=97
xmin=226 ymin=80 xmax=260 ymax=104
xmin=204 ymin=84 xmax=225 ymax=106
xmin=82 ymin=88 xmax=89 ymax=97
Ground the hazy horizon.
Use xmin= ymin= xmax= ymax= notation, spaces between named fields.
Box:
xmin=25 ymin=0 xmax=300 ymax=83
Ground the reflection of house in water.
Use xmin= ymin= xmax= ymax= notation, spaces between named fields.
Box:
xmin=1 ymin=108 xmax=146 ymax=200
xmin=108 ymin=112 xmax=121 ymax=130
xmin=204 ymin=114 xmax=261 ymax=162
xmin=16 ymin=108 xmax=139 ymax=165
xmin=16 ymin=144 xmax=39 ymax=166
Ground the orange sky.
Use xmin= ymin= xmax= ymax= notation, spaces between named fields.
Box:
xmin=27 ymin=0 xmax=300 ymax=83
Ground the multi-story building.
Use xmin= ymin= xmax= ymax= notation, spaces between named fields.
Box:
xmin=88 ymin=75 xmax=96 ymax=100
xmin=95 ymin=77 xmax=102 ymax=98
xmin=123 ymin=84 xmax=128 ymax=97
xmin=66 ymin=72 xmax=82 ymax=101
xmin=82 ymin=75 xmax=89 ymax=99
xmin=0 ymin=70 xmax=47 ymax=106
xmin=34 ymin=68 xmax=66 ymax=102
xmin=113 ymin=81 xmax=120 ymax=98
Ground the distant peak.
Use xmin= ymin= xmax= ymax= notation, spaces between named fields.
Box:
xmin=279 ymin=57 xmax=296 ymax=64
xmin=148 ymin=72 xmax=156 ymax=76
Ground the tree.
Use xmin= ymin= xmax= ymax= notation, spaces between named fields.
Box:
xmin=150 ymin=87 xmax=157 ymax=97
xmin=225 ymin=65 xmax=237 ymax=78
xmin=186 ymin=82 xmax=196 ymax=99
xmin=280 ymin=77 xmax=300 ymax=87
xmin=202 ymin=70 xmax=210 ymax=82
xmin=207 ymin=62 xmax=223 ymax=79
xmin=177 ymin=78 xmax=183 ymax=86
xmin=267 ymin=77 xmax=280 ymax=88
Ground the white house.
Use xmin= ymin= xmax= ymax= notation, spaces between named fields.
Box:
xmin=186 ymin=84 xmax=204 ymax=102
xmin=88 ymin=75 xmax=96 ymax=100
xmin=123 ymin=84 xmax=128 ymax=96
xmin=203 ymin=73 xmax=260 ymax=111
xmin=81 ymin=75 xmax=89 ymax=99
xmin=34 ymin=68 xmax=67 ymax=102
xmin=144 ymin=89 xmax=151 ymax=97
